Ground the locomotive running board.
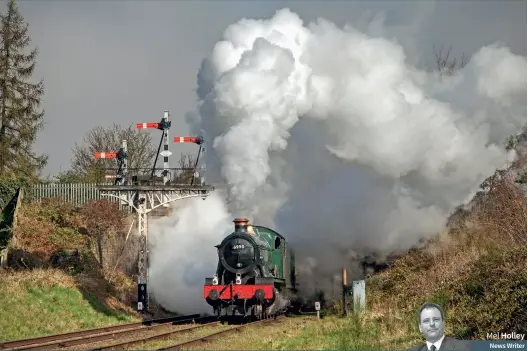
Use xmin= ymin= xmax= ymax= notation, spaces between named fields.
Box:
xmin=255 ymin=277 xmax=275 ymax=285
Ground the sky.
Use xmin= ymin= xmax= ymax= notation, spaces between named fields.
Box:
xmin=9 ymin=0 xmax=527 ymax=178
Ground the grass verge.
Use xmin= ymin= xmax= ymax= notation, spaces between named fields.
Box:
xmin=0 ymin=268 xmax=140 ymax=342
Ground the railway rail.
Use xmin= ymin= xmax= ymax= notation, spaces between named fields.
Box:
xmin=0 ymin=314 xmax=204 ymax=350
xmin=158 ymin=314 xmax=284 ymax=350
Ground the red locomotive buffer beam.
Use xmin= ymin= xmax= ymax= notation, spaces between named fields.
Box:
xmin=204 ymin=284 xmax=274 ymax=300
xmin=94 ymin=152 xmax=117 ymax=159
xmin=174 ymin=136 xmax=203 ymax=144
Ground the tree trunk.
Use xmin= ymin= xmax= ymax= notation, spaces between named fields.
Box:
xmin=97 ymin=236 xmax=104 ymax=268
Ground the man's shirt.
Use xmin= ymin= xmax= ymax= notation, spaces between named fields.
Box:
xmin=426 ymin=335 xmax=445 ymax=350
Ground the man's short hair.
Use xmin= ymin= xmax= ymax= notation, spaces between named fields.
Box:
xmin=418 ymin=302 xmax=445 ymax=323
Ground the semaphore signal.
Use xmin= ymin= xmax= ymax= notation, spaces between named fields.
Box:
xmin=93 ymin=140 xmax=128 ymax=186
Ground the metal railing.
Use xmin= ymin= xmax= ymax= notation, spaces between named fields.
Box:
xmin=28 ymin=183 xmax=133 ymax=212
xmin=94 ymin=167 xmax=203 ymax=186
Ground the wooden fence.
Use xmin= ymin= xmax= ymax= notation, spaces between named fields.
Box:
xmin=28 ymin=183 xmax=132 ymax=213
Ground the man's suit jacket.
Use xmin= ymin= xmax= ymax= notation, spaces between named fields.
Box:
xmin=408 ymin=336 xmax=472 ymax=351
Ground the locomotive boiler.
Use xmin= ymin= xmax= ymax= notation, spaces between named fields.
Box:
xmin=203 ymin=218 xmax=297 ymax=322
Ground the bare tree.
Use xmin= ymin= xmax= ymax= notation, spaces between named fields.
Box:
xmin=69 ymin=123 xmax=157 ymax=183
xmin=174 ymin=152 xmax=198 ymax=184
xmin=433 ymin=44 xmax=470 ymax=76
xmin=80 ymin=199 xmax=126 ymax=269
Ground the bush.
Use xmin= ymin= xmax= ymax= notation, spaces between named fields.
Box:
xmin=80 ymin=199 xmax=127 ymax=270
xmin=15 ymin=200 xmax=86 ymax=262
xmin=447 ymin=246 xmax=527 ymax=339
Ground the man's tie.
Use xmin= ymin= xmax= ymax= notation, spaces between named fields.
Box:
xmin=430 ymin=345 xmax=437 ymax=351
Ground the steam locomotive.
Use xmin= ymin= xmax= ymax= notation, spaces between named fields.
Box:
xmin=203 ymin=218 xmax=297 ymax=322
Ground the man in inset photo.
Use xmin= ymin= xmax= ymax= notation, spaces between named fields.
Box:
xmin=409 ymin=302 xmax=471 ymax=351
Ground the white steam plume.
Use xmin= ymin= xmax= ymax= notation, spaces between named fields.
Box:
xmin=151 ymin=8 xmax=526 ymax=309
xmin=148 ymin=192 xmax=232 ymax=314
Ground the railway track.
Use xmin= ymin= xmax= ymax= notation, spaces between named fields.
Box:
xmin=0 ymin=314 xmax=206 ymax=350
xmin=2 ymin=313 xmax=286 ymax=351
xmin=158 ymin=314 xmax=284 ymax=350
xmin=90 ymin=319 xmax=221 ymax=350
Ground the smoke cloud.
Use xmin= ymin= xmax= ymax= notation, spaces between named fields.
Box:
xmin=148 ymin=192 xmax=232 ymax=314
xmin=150 ymin=8 xmax=526 ymax=311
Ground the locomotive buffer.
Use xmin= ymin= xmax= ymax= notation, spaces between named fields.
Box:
xmin=95 ymin=110 xmax=214 ymax=314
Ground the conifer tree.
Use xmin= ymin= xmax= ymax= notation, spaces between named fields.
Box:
xmin=0 ymin=0 xmax=47 ymax=181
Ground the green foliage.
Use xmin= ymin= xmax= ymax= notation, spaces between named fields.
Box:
xmin=34 ymin=200 xmax=75 ymax=225
xmin=78 ymin=249 xmax=105 ymax=277
xmin=0 ymin=0 xmax=48 ymax=180
xmin=48 ymin=226 xmax=86 ymax=250
xmin=0 ymin=179 xmax=23 ymax=208
xmin=0 ymin=180 xmax=23 ymax=247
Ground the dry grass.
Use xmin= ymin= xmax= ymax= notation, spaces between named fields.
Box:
xmin=0 ymin=267 xmax=77 ymax=292
xmin=144 ymin=315 xmax=413 ymax=351
xmin=128 ymin=317 xmax=318 ymax=351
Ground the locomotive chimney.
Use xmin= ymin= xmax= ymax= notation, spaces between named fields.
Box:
xmin=233 ymin=218 xmax=249 ymax=232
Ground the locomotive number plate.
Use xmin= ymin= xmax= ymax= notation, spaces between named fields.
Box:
xmin=232 ymin=244 xmax=245 ymax=249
